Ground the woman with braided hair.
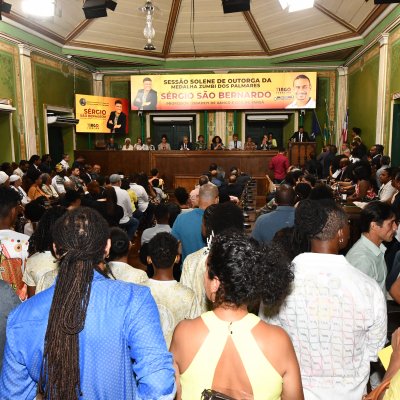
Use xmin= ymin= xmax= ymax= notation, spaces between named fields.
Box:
xmin=0 ymin=207 xmax=175 ymax=399
xmin=260 ymin=199 xmax=387 ymax=400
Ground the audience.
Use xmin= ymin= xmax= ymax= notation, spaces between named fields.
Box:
xmin=346 ymin=201 xmax=398 ymax=296
xmin=261 ymin=199 xmax=387 ymax=400
xmin=146 ymin=232 xmax=199 ymax=346
xmin=172 ymin=182 xmax=219 ymax=261
xmin=0 ymin=208 xmax=175 ymax=398
xmin=171 ymin=231 xmax=302 ymax=399
xmin=107 ymin=227 xmax=148 ymax=284
xmin=252 ymin=185 xmax=296 ymax=243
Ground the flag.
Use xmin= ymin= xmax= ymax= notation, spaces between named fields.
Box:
xmin=323 ymin=99 xmax=331 ymax=145
xmin=341 ymin=108 xmax=349 ymax=143
xmin=311 ymin=109 xmax=321 ymax=141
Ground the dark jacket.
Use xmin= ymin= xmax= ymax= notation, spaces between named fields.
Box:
xmin=133 ymin=89 xmax=158 ymax=110
xmin=107 ymin=111 xmax=127 ymax=134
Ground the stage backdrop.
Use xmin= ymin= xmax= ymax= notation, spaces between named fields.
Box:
xmin=75 ymin=94 xmax=129 ymax=134
xmin=130 ymin=72 xmax=317 ymax=111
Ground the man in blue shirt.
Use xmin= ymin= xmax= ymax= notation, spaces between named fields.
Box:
xmin=172 ymin=182 xmax=219 ymax=261
xmin=252 ymin=185 xmax=296 ymax=243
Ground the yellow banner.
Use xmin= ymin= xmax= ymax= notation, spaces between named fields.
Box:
xmin=75 ymin=94 xmax=129 ymax=134
xmin=130 ymin=72 xmax=317 ymax=111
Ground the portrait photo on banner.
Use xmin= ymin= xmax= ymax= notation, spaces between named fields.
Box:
xmin=75 ymin=94 xmax=129 ymax=134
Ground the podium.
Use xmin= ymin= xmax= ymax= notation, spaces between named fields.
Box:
xmin=288 ymin=141 xmax=316 ymax=168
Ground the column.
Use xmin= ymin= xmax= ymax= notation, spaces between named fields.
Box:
xmin=376 ymin=34 xmax=389 ymax=145
xmin=336 ymin=66 xmax=348 ymax=147
xmin=92 ymin=73 xmax=104 ymax=96
xmin=18 ymin=44 xmax=37 ymax=158
xmin=215 ymin=111 xmax=227 ymax=144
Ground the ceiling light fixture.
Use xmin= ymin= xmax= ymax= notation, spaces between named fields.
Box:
xmin=21 ymin=0 xmax=55 ymax=17
xmin=279 ymin=0 xmax=314 ymax=12
xmin=139 ymin=1 xmax=156 ymax=51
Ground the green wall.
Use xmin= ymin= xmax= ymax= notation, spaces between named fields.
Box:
xmin=0 ymin=44 xmax=20 ymax=161
xmin=33 ymin=60 xmax=92 ymax=157
xmin=347 ymin=48 xmax=379 ymax=150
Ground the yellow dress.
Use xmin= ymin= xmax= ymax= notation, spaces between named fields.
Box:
xmin=180 ymin=311 xmax=283 ymax=400
xmin=384 ymin=369 xmax=400 ymax=400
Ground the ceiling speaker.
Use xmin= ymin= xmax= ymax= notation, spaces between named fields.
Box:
xmin=83 ymin=0 xmax=117 ymax=19
xmin=222 ymin=0 xmax=250 ymax=13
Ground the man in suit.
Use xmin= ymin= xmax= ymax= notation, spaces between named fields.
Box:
xmin=133 ymin=77 xmax=158 ymax=110
xmin=178 ymin=136 xmax=193 ymax=151
xmin=290 ymin=127 xmax=310 ymax=142
xmin=107 ymin=100 xmax=126 ymax=134
xmin=228 ymin=134 xmax=242 ymax=150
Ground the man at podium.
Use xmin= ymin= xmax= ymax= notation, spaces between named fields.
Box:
xmin=290 ymin=126 xmax=310 ymax=142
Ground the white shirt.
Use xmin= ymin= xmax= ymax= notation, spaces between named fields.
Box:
xmin=129 ymin=183 xmax=149 ymax=212
xmin=228 ymin=140 xmax=242 ymax=150
xmin=378 ymin=181 xmax=397 ymax=202
xmin=11 ymin=185 xmax=30 ymax=206
xmin=141 ymin=224 xmax=171 ymax=245
xmin=0 ymin=229 xmax=29 ymax=297
xmin=286 ymin=97 xmax=316 ymax=109
xmin=122 ymin=144 xmax=134 ymax=151
xmin=22 ymin=251 xmax=57 ymax=287
xmin=180 ymin=247 xmax=209 ymax=313
xmin=60 ymin=159 xmax=70 ymax=171
xmin=260 ymin=253 xmax=387 ymax=400
xmin=51 ymin=175 xmax=70 ymax=195
xmin=146 ymin=279 xmax=200 ymax=347
xmin=113 ymin=185 xmax=133 ymax=224
xmin=108 ymin=261 xmax=148 ymax=285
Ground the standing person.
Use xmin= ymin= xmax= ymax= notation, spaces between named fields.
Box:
xmin=0 ymin=187 xmax=30 ymax=300
xmin=107 ymin=227 xmax=148 ymax=285
xmin=133 ymin=77 xmax=158 ymax=110
xmin=59 ymin=153 xmax=70 ymax=171
xmin=0 ymin=208 xmax=175 ymax=399
xmin=26 ymin=155 xmax=42 ymax=181
xmin=171 ymin=231 xmax=302 ymax=400
xmin=146 ymin=232 xmax=200 ymax=347
xmin=261 ymin=199 xmax=387 ymax=400
xmin=107 ymin=99 xmax=126 ymax=134
xmin=172 ymin=182 xmax=219 ymax=262
xmin=269 ymin=147 xmax=289 ymax=184
xmin=290 ymin=127 xmax=310 ymax=142
xmin=109 ymin=174 xmax=139 ymax=240
xmin=346 ymin=201 xmax=398 ymax=296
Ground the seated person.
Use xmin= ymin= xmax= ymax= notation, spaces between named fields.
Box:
xmin=243 ymin=136 xmax=257 ymax=151
xmin=106 ymin=137 xmax=119 ymax=151
xmin=178 ymin=136 xmax=193 ymax=151
xmin=228 ymin=134 xmax=242 ymax=150
xmin=195 ymin=134 xmax=207 ymax=150
xmin=171 ymin=231 xmax=303 ymax=399
xmin=158 ymin=135 xmax=171 ymax=151
xmin=122 ymin=138 xmax=134 ymax=150
xmin=210 ymin=136 xmax=224 ymax=150
xmin=146 ymin=232 xmax=199 ymax=346
xmin=133 ymin=138 xmax=145 ymax=150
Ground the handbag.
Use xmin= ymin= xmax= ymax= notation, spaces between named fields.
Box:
xmin=201 ymin=389 xmax=236 ymax=400
xmin=362 ymin=379 xmax=391 ymax=400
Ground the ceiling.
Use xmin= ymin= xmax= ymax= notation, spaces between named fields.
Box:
xmin=2 ymin=0 xmax=395 ymax=69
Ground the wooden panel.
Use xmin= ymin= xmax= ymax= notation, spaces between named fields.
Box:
xmin=174 ymin=175 xmax=199 ymax=194
xmin=288 ymin=142 xmax=317 ymax=168
xmin=75 ymin=150 xmax=276 ymax=191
